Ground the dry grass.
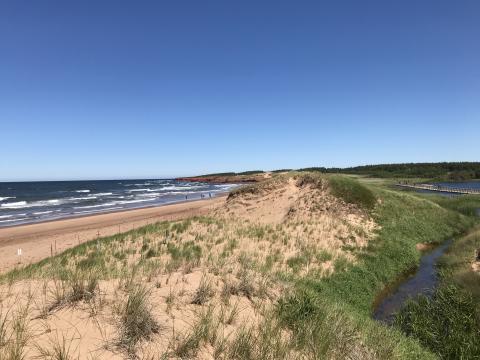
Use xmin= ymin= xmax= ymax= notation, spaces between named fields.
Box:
xmin=0 ymin=173 xmax=377 ymax=359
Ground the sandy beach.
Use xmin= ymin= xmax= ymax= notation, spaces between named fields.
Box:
xmin=0 ymin=196 xmax=226 ymax=274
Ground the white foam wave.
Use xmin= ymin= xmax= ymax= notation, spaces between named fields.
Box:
xmin=137 ymin=192 xmax=161 ymax=197
xmin=1 ymin=198 xmax=67 ymax=209
xmin=0 ymin=218 xmax=29 ymax=223
xmin=1 ymin=201 xmax=28 ymax=209
xmin=159 ymin=186 xmax=184 ymax=191
xmin=73 ymin=202 xmax=117 ymax=210
xmin=92 ymin=192 xmax=113 ymax=196
xmin=75 ymin=190 xmax=90 ymax=193
xmin=117 ymin=199 xmax=154 ymax=205
xmin=128 ymin=189 xmax=151 ymax=192
xmin=73 ymin=207 xmax=123 ymax=215
xmin=0 ymin=197 xmax=15 ymax=202
xmin=0 ymin=215 xmax=13 ymax=219
xmin=33 ymin=211 xmax=54 ymax=215
xmin=217 ymin=184 xmax=238 ymax=189
xmin=70 ymin=196 xmax=97 ymax=201
xmin=165 ymin=191 xmax=198 ymax=195
xmin=161 ymin=185 xmax=206 ymax=191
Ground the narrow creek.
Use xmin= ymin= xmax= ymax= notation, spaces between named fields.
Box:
xmin=373 ymin=239 xmax=452 ymax=324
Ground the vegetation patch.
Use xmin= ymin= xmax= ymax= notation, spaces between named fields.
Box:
xmin=328 ymin=175 xmax=376 ymax=210
xmin=118 ymin=285 xmax=160 ymax=354
xmin=0 ymin=172 xmax=477 ymax=358
xmin=394 ymin=227 xmax=480 ymax=359
xmin=395 ymin=285 xmax=480 ymax=359
xmin=423 ymin=194 xmax=480 ymax=217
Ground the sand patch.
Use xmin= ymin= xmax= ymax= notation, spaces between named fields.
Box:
xmin=416 ymin=243 xmax=436 ymax=251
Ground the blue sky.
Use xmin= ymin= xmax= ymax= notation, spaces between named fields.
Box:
xmin=1 ymin=1 xmax=478 ymax=181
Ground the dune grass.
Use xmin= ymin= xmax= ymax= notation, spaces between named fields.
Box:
xmin=0 ymin=173 xmax=478 ymax=359
xmin=118 ymin=284 xmax=160 ymax=354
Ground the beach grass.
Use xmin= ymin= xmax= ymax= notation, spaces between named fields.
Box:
xmin=0 ymin=172 xmax=478 ymax=358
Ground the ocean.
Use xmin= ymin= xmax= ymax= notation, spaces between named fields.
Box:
xmin=0 ymin=179 xmax=237 ymax=228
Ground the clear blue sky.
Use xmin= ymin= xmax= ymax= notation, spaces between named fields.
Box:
xmin=1 ymin=1 xmax=478 ymax=181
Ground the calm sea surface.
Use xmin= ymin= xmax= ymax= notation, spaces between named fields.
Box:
xmin=0 ymin=179 xmax=237 ymax=228
xmin=434 ymin=181 xmax=480 ymax=190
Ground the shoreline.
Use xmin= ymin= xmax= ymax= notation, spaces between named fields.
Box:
xmin=0 ymin=195 xmax=226 ymax=274
xmin=0 ymin=192 xmax=229 ymax=230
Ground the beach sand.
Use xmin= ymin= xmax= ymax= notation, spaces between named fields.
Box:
xmin=0 ymin=196 xmax=226 ymax=274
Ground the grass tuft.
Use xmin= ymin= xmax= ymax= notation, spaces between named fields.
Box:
xmin=191 ymin=276 xmax=214 ymax=305
xmin=118 ymin=285 xmax=160 ymax=354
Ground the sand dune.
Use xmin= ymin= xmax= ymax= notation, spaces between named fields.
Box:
xmin=0 ymin=196 xmax=226 ymax=274
xmin=0 ymin=174 xmax=378 ymax=359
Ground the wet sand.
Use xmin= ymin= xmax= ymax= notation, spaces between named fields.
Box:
xmin=0 ymin=196 xmax=226 ymax=274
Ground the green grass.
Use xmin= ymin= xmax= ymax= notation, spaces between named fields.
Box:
xmin=167 ymin=241 xmax=202 ymax=264
xmin=395 ymin=285 xmax=480 ymax=359
xmin=302 ymin=187 xmax=472 ymax=314
xmin=327 ymin=175 xmax=377 ymax=210
xmin=316 ymin=250 xmax=333 ymax=263
xmin=422 ymin=194 xmax=480 ymax=217
xmin=172 ymin=306 xmax=218 ymax=358
xmin=119 ymin=284 xmax=160 ymax=354
xmin=394 ymin=227 xmax=480 ymax=359
xmin=226 ymin=313 xmax=290 ymax=360
xmin=1 ymin=173 xmax=478 ymax=358
xmin=286 ymin=255 xmax=308 ymax=273
xmin=439 ymin=227 xmax=480 ymax=299
xmin=275 ymin=183 xmax=475 ymax=358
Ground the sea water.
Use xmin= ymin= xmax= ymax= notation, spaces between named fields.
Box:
xmin=0 ymin=179 xmax=237 ymax=227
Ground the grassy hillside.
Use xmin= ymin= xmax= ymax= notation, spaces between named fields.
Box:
xmin=298 ymin=162 xmax=480 ymax=181
xmin=277 ymin=178 xmax=475 ymax=359
xmin=0 ymin=173 xmax=477 ymax=359
xmin=200 ymin=162 xmax=480 ymax=182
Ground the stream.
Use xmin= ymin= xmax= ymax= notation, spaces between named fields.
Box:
xmin=373 ymin=239 xmax=452 ymax=324
xmin=374 ymin=181 xmax=479 ymax=324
